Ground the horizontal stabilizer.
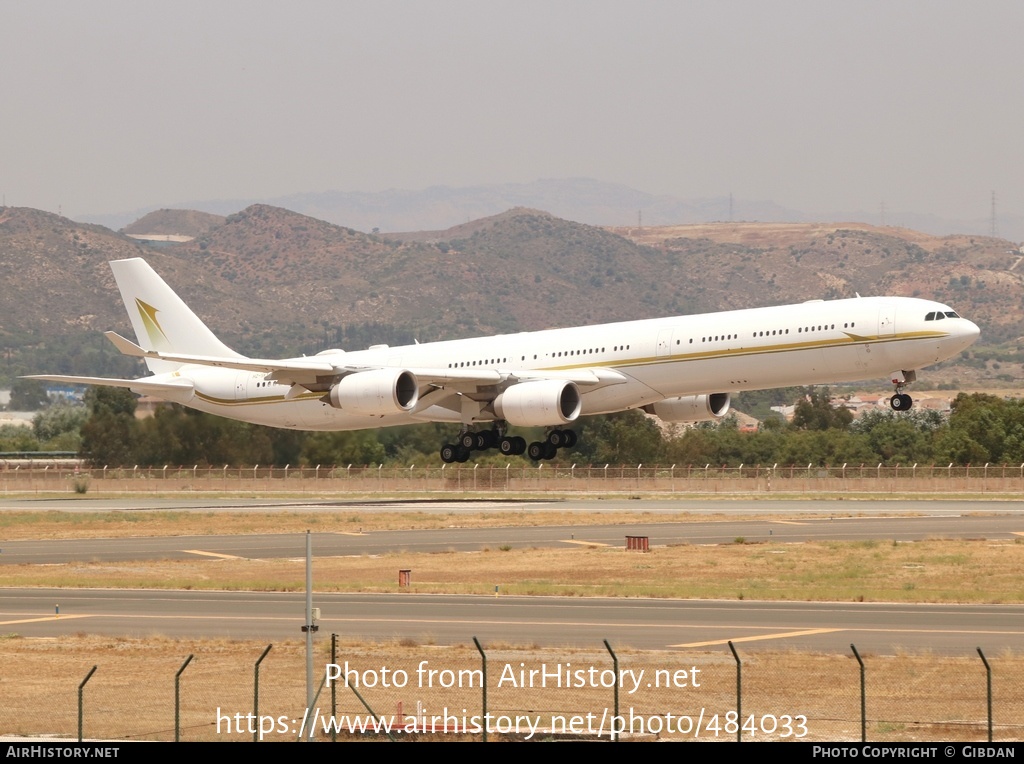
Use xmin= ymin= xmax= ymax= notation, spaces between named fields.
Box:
xmin=104 ymin=331 xmax=337 ymax=382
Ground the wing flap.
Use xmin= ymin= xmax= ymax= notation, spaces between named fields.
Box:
xmin=404 ymin=367 xmax=628 ymax=390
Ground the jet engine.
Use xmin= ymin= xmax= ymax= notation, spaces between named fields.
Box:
xmin=493 ymin=380 xmax=582 ymax=427
xmin=643 ymin=393 xmax=731 ymax=423
xmin=326 ymin=369 xmax=419 ymax=415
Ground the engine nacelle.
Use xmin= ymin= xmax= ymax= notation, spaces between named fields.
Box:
xmin=643 ymin=393 xmax=731 ymax=423
xmin=326 ymin=369 xmax=419 ymax=415
xmin=493 ymin=380 xmax=582 ymax=427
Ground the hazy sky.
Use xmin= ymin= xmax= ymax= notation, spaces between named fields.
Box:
xmin=2 ymin=1 xmax=1021 ymax=222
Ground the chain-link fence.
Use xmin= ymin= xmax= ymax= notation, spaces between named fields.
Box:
xmin=3 ymin=636 xmax=1022 ymax=742
xmin=2 ymin=462 xmax=1024 ymax=495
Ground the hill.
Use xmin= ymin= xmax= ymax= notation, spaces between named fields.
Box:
xmin=0 ymin=207 xmax=279 ymax=377
xmin=122 ymin=209 xmax=224 ymax=237
xmin=170 ymin=205 xmax=689 ymax=339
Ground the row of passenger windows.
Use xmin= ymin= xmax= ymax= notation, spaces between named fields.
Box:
xmin=442 ymin=319 xmax=869 ymax=368
xmin=694 ymin=322 xmax=856 ymax=343
xmin=446 ymin=345 xmax=634 ymax=369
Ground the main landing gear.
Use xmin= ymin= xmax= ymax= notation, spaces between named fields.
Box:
xmin=888 ymin=369 xmax=917 ymax=412
xmin=439 ymin=425 xmax=578 ymax=463
xmin=526 ymin=428 xmax=577 ymax=461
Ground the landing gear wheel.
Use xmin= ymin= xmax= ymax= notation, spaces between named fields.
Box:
xmin=542 ymin=442 xmax=557 ymax=460
xmin=889 ymin=393 xmax=913 ymax=411
xmin=499 ymin=436 xmax=516 ymax=456
xmin=547 ymin=430 xmax=566 ymax=448
xmin=460 ymin=432 xmax=478 ymax=450
xmin=562 ymin=429 xmax=578 ymax=448
xmin=527 ymin=441 xmax=546 ymax=461
xmin=512 ymin=436 xmax=527 ymax=455
xmin=454 ymin=445 xmax=471 ymax=463
xmin=440 ymin=444 xmax=458 ymax=463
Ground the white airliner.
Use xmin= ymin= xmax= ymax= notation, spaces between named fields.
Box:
xmin=28 ymin=258 xmax=979 ymax=462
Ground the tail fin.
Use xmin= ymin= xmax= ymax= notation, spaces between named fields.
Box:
xmin=110 ymin=258 xmax=242 ymax=375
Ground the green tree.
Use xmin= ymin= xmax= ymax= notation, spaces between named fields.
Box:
xmin=32 ymin=402 xmax=88 ymax=451
xmin=9 ymin=379 xmax=49 ymax=411
xmin=936 ymin=393 xmax=1024 ymax=464
xmin=0 ymin=424 xmax=40 ymax=452
xmin=80 ymin=387 xmax=138 ymax=465
xmin=302 ymin=430 xmax=387 ymax=466
xmin=574 ymin=411 xmax=666 ymax=465
xmin=850 ymin=409 xmax=940 ymax=465
xmin=134 ymin=406 xmax=277 ymax=466
xmin=790 ymin=388 xmax=853 ymax=431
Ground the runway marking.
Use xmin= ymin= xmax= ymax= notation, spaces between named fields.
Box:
xmin=0 ymin=615 xmax=92 ymax=625
xmin=560 ymin=539 xmax=611 ymax=547
xmin=336 ymin=532 xmax=367 ymax=536
xmin=181 ymin=550 xmax=244 ymax=560
xmin=772 ymin=520 xmax=808 ymax=526
xmin=1011 ymin=532 xmax=1024 ymax=537
xmin=673 ymin=628 xmax=842 ymax=647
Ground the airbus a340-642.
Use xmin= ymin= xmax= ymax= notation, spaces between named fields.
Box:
xmin=28 ymin=258 xmax=980 ymax=462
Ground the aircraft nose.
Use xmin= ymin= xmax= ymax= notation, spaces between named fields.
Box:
xmin=958 ymin=318 xmax=981 ymax=348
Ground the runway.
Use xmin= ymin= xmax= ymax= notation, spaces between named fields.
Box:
xmin=2 ymin=589 xmax=1021 ymax=655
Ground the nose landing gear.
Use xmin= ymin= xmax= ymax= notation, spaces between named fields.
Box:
xmin=888 ymin=370 xmax=917 ymax=411
xmin=889 ymin=392 xmax=913 ymax=411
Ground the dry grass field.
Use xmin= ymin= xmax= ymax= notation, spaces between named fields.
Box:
xmin=2 ymin=536 xmax=1023 ymax=603
xmin=0 ymin=508 xmax=714 ymax=540
xmin=1 ymin=635 xmax=1021 ymax=742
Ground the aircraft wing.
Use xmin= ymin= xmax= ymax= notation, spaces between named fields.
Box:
xmin=22 ymin=374 xmax=195 ymax=396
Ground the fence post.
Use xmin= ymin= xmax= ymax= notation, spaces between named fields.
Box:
xmin=604 ymin=640 xmax=619 ymax=742
xmin=474 ymin=637 xmax=487 ymax=743
xmin=331 ymin=634 xmax=338 ymax=742
xmin=728 ymin=641 xmax=741 ymax=742
xmin=253 ymin=644 xmax=272 ymax=742
xmin=78 ymin=665 xmax=97 ymax=742
xmin=977 ymin=647 xmax=992 ymax=743
xmin=851 ymin=644 xmax=866 ymax=742
xmin=175 ymin=654 xmax=194 ymax=742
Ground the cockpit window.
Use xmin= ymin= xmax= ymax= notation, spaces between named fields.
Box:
xmin=945 ymin=311 xmax=960 ymax=319
xmin=925 ymin=312 xmax=935 ymax=320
